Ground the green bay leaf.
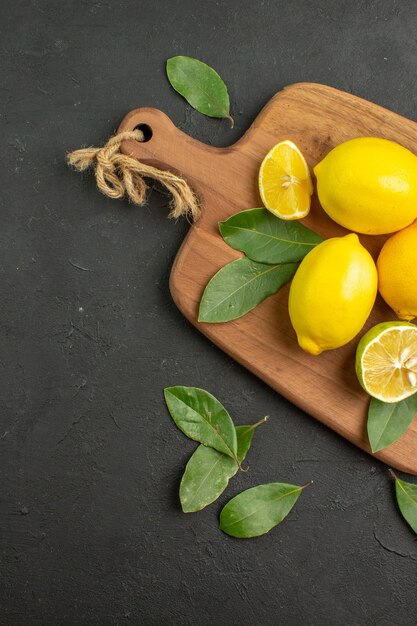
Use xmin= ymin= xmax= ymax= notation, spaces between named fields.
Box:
xmin=219 ymin=481 xmax=311 ymax=538
xmin=391 ymin=472 xmax=417 ymax=534
xmin=198 ymin=257 xmax=298 ymax=323
xmin=180 ymin=422 xmax=262 ymax=513
xmin=219 ymin=208 xmax=323 ymax=264
xmin=164 ymin=386 xmax=237 ymax=459
xmin=166 ymin=56 xmax=233 ymax=126
xmin=367 ymin=395 xmax=417 ymax=453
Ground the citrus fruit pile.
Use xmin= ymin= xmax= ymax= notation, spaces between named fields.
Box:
xmin=258 ymin=137 xmax=417 ymax=403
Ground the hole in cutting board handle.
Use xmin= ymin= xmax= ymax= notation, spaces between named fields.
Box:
xmin=134 ymin=123 xmax=153 ymax=142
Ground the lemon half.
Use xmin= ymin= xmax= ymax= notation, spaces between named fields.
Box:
xmin=259 ymin=140 xmax=313 ymax=220
xmin=356 ymin=322 xmax=417 ymax=402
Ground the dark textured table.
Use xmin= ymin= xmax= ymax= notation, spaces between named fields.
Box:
xmin=1 ymin=1 xmax=417 ymax=624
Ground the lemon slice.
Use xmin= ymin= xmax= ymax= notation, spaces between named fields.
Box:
xmin=356 ymin=322 xmax=417 ymax=402
xmin=258 ymin=140 xmax=313 ymax=220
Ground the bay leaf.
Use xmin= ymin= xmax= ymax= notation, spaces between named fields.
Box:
xmin=391 ymin=470 xmax=417 ymax=534
xmin=164 ymin=386 xmax=237 ymax=459
xmin=180 ymin=419 xmax=267 ymax=513
xmin=166 ymin=55 xmax=234 ymax=126
xmin=367 ymin=395 xmax=417 ymax=453
xmin=219 ymin=208 xmax=323 ymax=264
xmin=219 ymin=481 xmax=311 ymax=538
xmin=198 ymin=257 xmax=298 ymax=323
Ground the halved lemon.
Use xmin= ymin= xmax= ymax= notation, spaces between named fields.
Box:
xmin=356 ymin=322 xmax=417 ymax=403
xmin=258 ymin=140 xmax=313 ymax=220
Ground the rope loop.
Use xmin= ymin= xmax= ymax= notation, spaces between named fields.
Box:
xmin=67 ymin=129 xmax=201 ymax=221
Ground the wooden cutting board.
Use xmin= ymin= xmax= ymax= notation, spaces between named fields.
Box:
xmin=118 ymin=82 xmax=417 ymax=474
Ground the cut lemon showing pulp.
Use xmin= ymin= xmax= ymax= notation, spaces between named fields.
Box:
xmin=356 ymin=322 xmax=417 ymax=403
xmin=258 ymin=140 xmax=313 ymax=220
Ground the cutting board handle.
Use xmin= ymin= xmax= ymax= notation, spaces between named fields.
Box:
xmin=117 ymin=107 xmax=232 ymax=191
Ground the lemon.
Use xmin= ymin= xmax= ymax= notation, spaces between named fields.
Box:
xmin=377 ymin=220 xmax=417 ymax=321
xmin=314 ymin=137 xmax=417 ymax=235
xmin=356 ymin=322 xmax=417 ymax=402
xmin=288 ymin=233 xmax=377 ymax=355
xmin=258 ymin=140 xmax=313 ymax=220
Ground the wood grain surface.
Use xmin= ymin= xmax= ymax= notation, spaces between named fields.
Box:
xmin=118 ymin=82 xmax=417 ymax=474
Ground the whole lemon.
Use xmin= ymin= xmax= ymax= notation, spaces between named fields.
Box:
xmin=288 ymin=233 xmax=378 ymax=355
xmin=377 ymin=220 xmax=417 ymax=321
xmin=314 ymin=137 xmax=417 ymax=235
